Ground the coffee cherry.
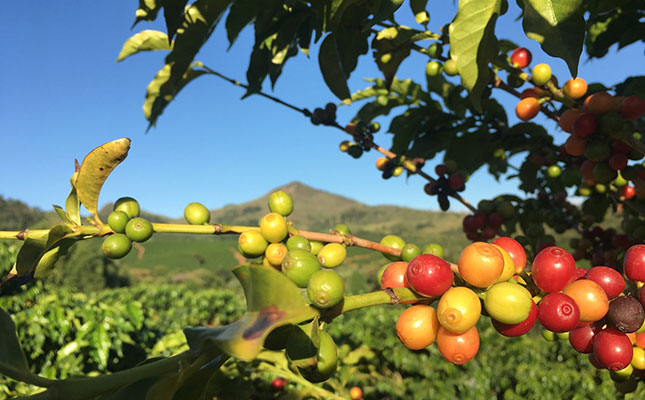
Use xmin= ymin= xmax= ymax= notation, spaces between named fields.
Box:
xmin=572 ymin=113 xmax=597 ymax=138
xmin=406 ymin=254 xmax=453 ymax=297
xmin=510 ymin=47 xmax=532 ymax=69
xmin=563 ymin=279 xmax=609 ymax=323
xmin=537 ymin=292 xmax=580 ymax=333
xmin=396 ymin=305 xmax=440 ymax=350
xmin=436 ymin=325 xmax=480 ymax=365
xmin=491 ymin=244 xmax=515 ymax=282
xmin=624 ymin=244 xmax=645 ymax=283
xmin=114 ymin=196 xmax=140 ymax=219
xmin=238 ymin=230 xmax=268 ymax=258
xmin=569 ymin=321 xmax=603 ymax=353
xmin=484 ymin=282 xmax=532 ymax=324
xmin=515 ymin=97 xmax=540 ymax=121
xmin=585 ymin=92 xmax=615 ymax=115
xmin=559 ymin=108 xmax=584 ymax=133
xmin=184 ymin=202 xmax=210 ymax=225
xmin=593 ymin=328 xmax=633 ymax=371
xmin=427 ymin=42 xmax=443 ymax=58
xmin=265 ymin=243 xmax=288 ymax=267
xmin=564 ymin=135 xmax=587 ymax=156
xmin=563 ymin=77 xmax=588 ymax=99
xmin=492 ymin=300 xmax=537 ymax=337
xmin=619 ymin=96 xmax=645 ymax=120
xmin=546 ymin=164 xmax=561 ymax=178
xmin=333 ymin=224 xmax=351 ymax=235
xmin=606 ymin=295 xmax=645 ymax=333
xmin=381 ymin=261 xmax=411 ymax=293
xmin=443 ymin=59 xmax=458 ymax=76
xmin=317 ymin=243 xmax=346 ymax=268
xmin=422 ymin=242 xmax=444 ymax=258
xmin=586 ymin=266 xmax=625 ymax=299
xmin=268 ymin=190 xmax=294 ymax=217
xmin=493 ymin=237 xmax=527 ymax=273
xmin=380 ymin=235 xmax=406 ymax=261
xmin=622 ymin=185 xmax=636 ymax=199
xmin=271 ymin=378 xmax=286 ymax=391
xmin=437 ymin=287 xmax=481 ymax=333
xmin=307 ymin=270 xmax=345 ymax=309
xmin=101 ymin=234 xmax=132 ymax=259
xmin=425 ymin=61 xmax=442 ymax=77
xmin=531 ymin=246 xmax=576 ymax=293
xmin=542 ymin=329 xmax=556 ymax=341
xmin=401 ymin=243 xmax=421 ymax=262
xmin=260 ymin=213 xmax=288 ymax=243
xmin=286 ymin=235 xmax=311 ymax=252
xmin=633 ymin=347 xmax=645 ymax=369
xmin=531 ymin=63 xmax=551 ymax=85
xmin=282 ymin=249 xmax=321 ymax=288
xmin=458 ymin=242 xmax=504 ymax=288
xmin=107 ymin=210 xmax=129 ymax=233
xmin=309 ymin=240 xmax=324 ymax=255
xmin=125 ymin=217 xmax=153 ymax=243
xmin=349 ymin=386 xmax=363 ymax=400
xmin=339 ymin=140 xmax=351 ymax=152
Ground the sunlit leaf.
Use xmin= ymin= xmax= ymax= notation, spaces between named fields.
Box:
xmin=76 ymin=138 xmax=131 ymax=223
xmin=409 ymin=0 xmax=429 ymax=25
xmin=117 ymin=30 xmax=172 ymax=62
xmin=65 ymin=170 xmax=81 ymax=225
xmin=517 ymin=0 xmax=584 ymax=76
xmin=52 ymin=205 xmax=73 ymax=225
xmin=184 ymin=264 xmax=318 ymax=361
xmin=449 ymin=0 xmax=502 ymax=112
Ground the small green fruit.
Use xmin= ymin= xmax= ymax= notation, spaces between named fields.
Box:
xmin=184 ymin=202 xmax=210 ymax=225
xmin=125 ymin=217 xmax=153 ymax=243
xmin=307 ymin=270 xmax=345 ymax=308
xmin=309 ymin=240 xmax=324 ymax=255
xmin=443 ymin=59 xmax=458 ymax=76
xmin=546 ymin=165 xmax=562 ymax=178
xmin=542 ymin=329 xmax=556 ymax=341
xmin=422 ymin=243 xmax=444 ymax=258
xmin=380 ymin=235 xmax=406 ymax=261
xmin=401 ymin=244 xmax=421 ymax=262
xmin=287 ymin=235 xmax=311 ymax=252
xmin=333 ymin=224 xmax=351 ymax=235
xmin=317 ymin=243 xmax=347 ymax=268
xmin=425 ymin=61 xmax=442 ymax=77
xmin=114 ymin=197 xmax=140 ymax=219
xmin=484 ymin=282 xmax=532 ymax=324
xmin=282 ymin=249 xmax=322 ymax=288
xmin=107 ymin=211 xmax=129 ymax=233
xmin=238 ymin=230 xmax=268 ymax=258
xmin=268 ymin=190 xmax=294 ymax=217
xmin=101 ymin=234 xmax=132 ymax=259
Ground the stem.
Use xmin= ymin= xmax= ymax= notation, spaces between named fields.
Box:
xmin=0 ymin=362 xmax=55 ymax=388
xmin=20 ymin=351 xmax=195 ymax=400
xmin=341 ymin=288 xmax=427 ymax=313
xmin=295 ymin=230 xmax=402 ymax=257
xmin=151 ymin=223 xmax=259 ymax=235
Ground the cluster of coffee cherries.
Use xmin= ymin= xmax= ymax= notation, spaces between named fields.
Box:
xmin=310 ymin=103 xmax=337 ymax=126
xmin=339 ymin=120 xmax=379 ymax=159
xmin=237 ymin=190 xmax=351 ymax=383
xmin=375 ymin=155 xmax=425 ymax=180
xmin=422 ymin=160 xmax=467 ymax=211
xmin=102 ymin=197 xmax=154 ymax=259
xmin=378 ymin=230 xmax=645 ymax=391
xmin=461 ymin=199 xmax=515 ymax=241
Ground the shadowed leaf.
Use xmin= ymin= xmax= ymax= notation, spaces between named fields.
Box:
xmin=0 ymin=307 xmax=29 ymax=372
xmin=319 ymin=33 xmax=352 ymax=103
xmin=517 ymin=0 xmax=584 ymax=76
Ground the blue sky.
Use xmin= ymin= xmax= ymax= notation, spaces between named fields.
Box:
xmin=1 ymin=2 xmax=643 ymax=218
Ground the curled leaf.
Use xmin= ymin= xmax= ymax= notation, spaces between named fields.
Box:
xmin=117 ymin=30 xmax=173 ymax=62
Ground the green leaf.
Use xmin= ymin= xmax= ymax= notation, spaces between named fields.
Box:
xmin=372 ymin=26 xmax=417 ymax=88
xmin=145 ymin=0 xmax=232 ymax=126
xmin=318 ymin=33 xmax=352 ymax=103
xmin=65 ymin=171 xmax=81 ymax=226
xmin=516 ymin=0 xmax=585 ymax=76
xmin=449 ymin=0 xmax=502 ymax=113
xmin=13 ymin=225 xmax=79 ymax=279
xmin=144 ymin=63 xmax=208 ymax=126
xmin=409 ymin=0 xmax=429 ymax=25
xmin=117 ymin=30 xmax=172 ymax=62
xmin=0 ymin=307 xmax=29 ymax=372
xmin=184 ymin=264 xmax=318 ymax=361
xmin=163 ymin=0 xmax=189 ymax=42
xmin=133 ymin=0 xmax=163 ymax=25
xmin=52 ymin=205 xmax=73 ymax=225
xmin=370 ymin=0 xmax=404 ymax=27
xmin=225 ymin=0 xmax=259 ymax=47
xmin=585 ymin=2 xmax=645 ymax=59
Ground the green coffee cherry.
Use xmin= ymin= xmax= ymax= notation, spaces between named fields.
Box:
xmin=333 ymin=224 xmax=351 ymax=235
xmin=317 ymin=243 xmax=347 ymax=268
xmin=260 ymin=212 xmax=288 ymax=243
xmin=422 ymin=243 xmax=444 ymax=258
xmin=265 ymin=243 xmax=288 ymax=266
xmin=125 ymin=217 xmax=153 ymax=243
xmin=380 ymin=235 xmax=406 ymax=261
xmin=287 ymin=235 xmax=311 ymax=252
xmin=101 ymin=234 xmax=132 ymax=259
xmin=114 ymin=197 xmax=140 ymax=219
xmin=309 ymin=240 xmax=324 ymax=256
xmin=184 ymin=202 xmax=210 ymax=225
xmin=377 ymin=263 xmax=390 ymax=284
xmin=443 ymin=59 xmax=458 ymax=76
xmin=401 ymin=243 xmax=421 ymax=262
xmin=238 ymin=230 xmax=268 ymax=258
xmin=281 ymin=249 xmax=321 ymax=288
xmin=107 ymin=211 xmax=129 ymax=233
xmin=268 ymin=190 xmax=294 ymax=217
xmin=307 ymin=270 xmax=345 ymax=309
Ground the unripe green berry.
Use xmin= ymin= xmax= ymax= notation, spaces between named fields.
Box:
xmin=101 ymin=234 xmax=132 ymax=259
xmin=401 ymin=244 xmax=421 ymax=262
xmin=238 ymin=230 xmax=268 ymax=258
xmin=125 ymin=217 xmax=153 ymax=243
xmin=268 ymin=190 xmax=294 ymax=217
xmin=422 ymin=243 xmax=444 ymax=258
xmin=317 ymin=243 xmax=347 ymax=268
xmin=380 ymin=235 xmax=406 ymax=261
xmin=309 ymin=240 xmax=324 ymax=255
xmin=184 ymin=202 xmax=210 ymax=225
xmin=260 ymin=212 xmax=288 ymax=243
xmin=333 ymin=224 xmax=351 ymax=235
xmin=281 ymin=249 xmax=321 ymax=288
xmin=287 ymin=235 xmax=311 ymax=252
xmin=107 ymin=211 xmax=129 ymax=233
xmin=307 ymin=270 xmax=345 ymax=308
xmin=114 ymin=197 xmax=140 ymax=219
